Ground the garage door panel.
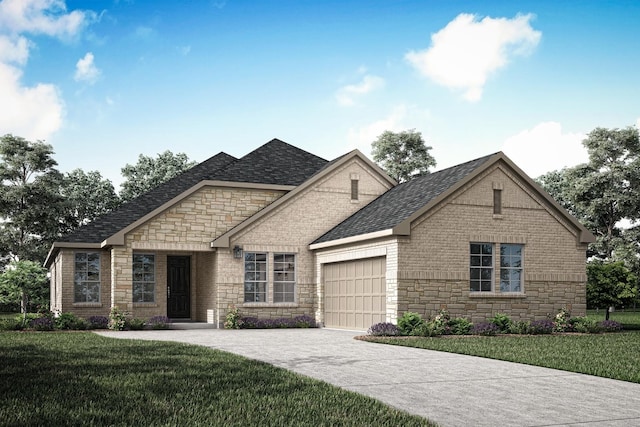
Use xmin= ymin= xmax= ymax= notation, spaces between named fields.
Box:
xmin=323 ymin=257 xmax=386 ymax=330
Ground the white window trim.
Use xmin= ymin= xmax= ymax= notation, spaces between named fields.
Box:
xmin=273 ymin=253 xmax=297 ymax=304
xmin=470 ymin=242 xmax=494 ymax=293
xmin=244 ymin=252 xmax=268 ymax=303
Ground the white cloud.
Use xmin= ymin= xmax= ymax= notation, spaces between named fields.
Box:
xmin=335 ymin=74 xmax=385 ymax=106
xmin=636 ymin=117 xmax=640 ymax=129
xmin=0 ymin=0 xmax=93 ymax=38
xmin=178 ymin=45 xmax=191 ymax=56
xmin=502 ymin=122 xmax=588 ymax=178
xmin=0 ymin=62 xmax=63 ymax=140
xmin=406 ymin=13 xmax=541 ymax=102
xmin=74 ymin=52 xmax=100 ymax=83
xmin=0 ymin=0 xmax=94 ymax=141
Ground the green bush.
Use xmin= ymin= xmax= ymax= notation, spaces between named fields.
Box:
xmin=490 ymin=313 xmax=512 ymax=333
xmin=449 ymin=317 xmax=473 ymax=335
xmin=571 ymin=317 xmax=602 ymax=333
xmin=108 ymin=306 xmax=128 ymax=331
xmin=509 ymin=320 xmax=532 ymax=335
xmin=128 ymin=318 xmax=146 ymax=330
xmin=397 ymin=312 xmax=425 ymax=336
xmin=223 ymin=306 xmax=243 ymax=329
xmin=0 ymin=317 xmax=23 ymax=331
xmin=54 ymin=312 xmax=88 ymax=330
xmin=414 ymin=321 xmax=445 ymax=337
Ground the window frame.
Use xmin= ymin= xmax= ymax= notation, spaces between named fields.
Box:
xmin=350 ymin=179 xmax=359 ymax=201
xmin=273 ymin=253 xmax=296 ymax=303
xmin=500 ymin=244 xmax=524 ymax=293
xmin=132 ymin=253 xmax=156 ymax=303
xmin=470 ymin=243 xmax=494 ymax=292
xmin=244 ymin=252 xmax=268 ymax=303
xmin=74 ymin=252 xmax=101 ymax=303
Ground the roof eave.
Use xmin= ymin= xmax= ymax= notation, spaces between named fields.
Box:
xmin=44 ymin=241 xmax=103 ymax=267
xmin=309 ymin=229 xmax=395 ymax=250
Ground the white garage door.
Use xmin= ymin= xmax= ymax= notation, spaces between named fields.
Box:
xmin=323 ymin=257 xmax=386 ymax=330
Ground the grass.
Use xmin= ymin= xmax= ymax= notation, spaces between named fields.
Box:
xmin=587 ymin=309 xmax=640 ymax=330
xmin=0 ymin=332 xmax=434 ymax=427
xmin=365 ymin=331 xmax=640 ymax=383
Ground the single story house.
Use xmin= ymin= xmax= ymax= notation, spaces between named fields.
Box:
xmin=45 ymin=139 xmax=594 ymax=329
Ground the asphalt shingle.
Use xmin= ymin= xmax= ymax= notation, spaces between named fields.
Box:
xmin=312 ymin=153 xmax=496 ymax=244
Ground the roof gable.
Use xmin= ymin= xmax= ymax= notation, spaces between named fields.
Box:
xmin=311 ymin=153 xmax=496 ymax=245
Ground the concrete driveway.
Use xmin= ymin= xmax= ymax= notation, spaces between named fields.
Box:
xmin=96 ymin=328 xmax=640 ymax=427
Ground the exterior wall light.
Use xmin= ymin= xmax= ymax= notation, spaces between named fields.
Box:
xmin=233 ymin=245 xmax=243 ymax=259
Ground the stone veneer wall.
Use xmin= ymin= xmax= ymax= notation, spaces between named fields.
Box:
xmin=214 ymin=159 xmax=393 ymax=326
xmin=395 ymin=164 xmax=588 ymax=323
xmin=55 ymin=248 xmax=112 ymax=318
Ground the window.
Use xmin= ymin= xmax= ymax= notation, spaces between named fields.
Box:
xmin=470 ymin=243 xmax=493 ymax=292
xmin=74 ymin=252 xmax=101 ymax=302
xmin=500 ymin=244 xmax=523 ymax=292
xmin=244 ymin=252 xmax=267 ymax=302
xmin=133 ymin=254 xmax=155 ymax=303
xmin=493 ymin=189 xmax=502 ymax=214
xmin=273 ymin=253 xmax=296 ymax=302
xmin=351 ymin=179 xmax=359 ymax=201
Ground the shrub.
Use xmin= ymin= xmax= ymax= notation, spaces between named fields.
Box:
xmin=599 ymin=320 xmax=623 ymax=332
xmin=570 ymin=317 xmax=601 ymax=333
xmin=448 ymin=317 xmax=473 ymax=335
xmin=88 ymin=316 xmax=109 ymax=329
xmin=108 ymin=306 xmax=128 ymax=331
xmin=55 ymin=312 xmax=88 ymax=330
xmin=224 ymin=306 xmax=243 ymax=329
xmin=509 ymin=320 xmax=532 ymax=335
xmin=554 ymin=307 xmax=572 ymax=332
xmin=147 ymin=316 xmax=171 ymax=330
xmin=128 ymin=318 xmax=146 ymax=330
xmin=292 ymin=315 xmax=316 ymax=328
xmin=471 ymin=322 xmax=499 ymax=336
xmin=29 ymin=316 xmax=54 ymax=331
xmin=414 ymin=321 xmax=445 ymax=337
xmin=368 ymin=322 xmax=400 ymax=336
xmin=490 ymin=313 xmax=512 ymax=333
xmin=529 ymin=319 xmax=554 ymax=335
xmin=397 ymin=312 xmax=424 ymax=336
xmin=0 ymin=318 xmax=22 ymax=331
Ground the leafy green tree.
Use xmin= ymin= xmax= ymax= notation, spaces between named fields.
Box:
xmin=0 ymin=260 xmax=49 ymax=323
xmin=371 ymin=129 xmax=436 ymax=183
xmin=587 ymin=260 xmax=638 ymax=310
xmin=60 ymin=169 xmax=120 ymax=233
xmin=537 ymin=126 xmax=640 ymax=259
xmin=0 ymin=135 xmax=65 ymax=264
xmin=120 ymin=150 xmax=196 ymax=202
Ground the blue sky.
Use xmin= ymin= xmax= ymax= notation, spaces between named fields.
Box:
xmin=1 ymin=0 xmax=639 ymax=188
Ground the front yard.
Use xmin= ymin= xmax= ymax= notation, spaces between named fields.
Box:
xmin=0 ymin=332 xmax=433 ymax=427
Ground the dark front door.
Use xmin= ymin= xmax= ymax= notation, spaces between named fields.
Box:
xmin=167 ymin=256 xmax=190 ymax=318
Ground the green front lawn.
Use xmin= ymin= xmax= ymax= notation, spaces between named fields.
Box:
xmin=0 ymin=332 xmax=433 ymax=427
xmin=365 ymin=331 xmax=640 ymax=383
xmin=587 ymin=309 xmax=640 ymax=329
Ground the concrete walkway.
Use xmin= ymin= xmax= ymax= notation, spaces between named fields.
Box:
xmin=96 ymin=328 xmax=640 ymax=427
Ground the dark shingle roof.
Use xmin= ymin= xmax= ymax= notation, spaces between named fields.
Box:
xmin=312 ymin=153 xmax=497 ymax=244
xmin=59 ymin=139 xmax=328 ymax=244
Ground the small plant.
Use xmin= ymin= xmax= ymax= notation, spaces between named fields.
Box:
xmin=414 ymin=321 xmax=445 ymax=337
xmin=599 ymin=320 xmax=623 ymax=332
xmin=147 ymin=316 xmax=171 ymax=330
xmin=490 ymin=313 xmax=512 ymax=333
xmin=554 ymin=307 xmax=572 ymax=332
xmin=224 ymin=305 xmax=243 ymax=329
xmin=570 ymin=317 xmax=601 ymax=333
xmin=0 ymin=317 xmax=22 ymax=331
xmin=368 ymin=322 xmax=400 ymax=336
xmin=128 ymin=318 xmax=146 ymax=330
xmin=108 ymin=306 xmax=128 ymax=331
xmin=55 ymin=312 xmax=88 ymax=330
xmin=292 ymin=315 xmax=316 ymax=328
xmin=509 ymin=320 xmax=532 ymax=335
xmin=449 ymin=317 xmax=473 ymax=335
xmin=529 ymin=319 xmax=554 ymax=334
xmin=397 ymin=311 xmax=425 ymax=336
xmin=88 ymin=316 xmax=109 ymax=329
xmin=471 ymin=322 xmax=499 ymax=336
xmin=29 ymin=316 xmax=54 ymax=331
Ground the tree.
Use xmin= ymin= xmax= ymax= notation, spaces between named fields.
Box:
xmin=120 ymin=150 xmax=196 ymax=202
xmin=587 ymin=260 xmax=638 ymax=310
xmin=0 ymin=260 xmax=49 ymax=323
xmin=537 ymin=126 xmax=640 ymax=260
xmin=0 ymin=135 xmax=65 ymax=265
xmin=371 ymin=129 xmax=436 ymax=183
xmin=60 ymin=169 xmax=120 ymax=234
